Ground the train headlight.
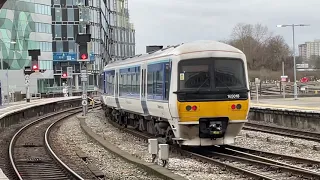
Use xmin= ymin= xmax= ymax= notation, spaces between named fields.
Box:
xmin=236 ymin=104 xmax=242 ymax=109
xmin=192 ymin=105 xmax=197 ymax=111
xmin=231 ymin=104 xmax=236 ymax=109
xmin=186 ymin=105 xmax=192 ymax=111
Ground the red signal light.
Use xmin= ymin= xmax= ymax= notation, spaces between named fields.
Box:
xmin=32 ymin=65 xmax=38 ymax=70
xmin=231 ymin=104 xmax=236 ymax=109
xmin=191 ymin=106 xmax=197 ymax=111
xmin=62 ymin=73 xmax=67 ymax=78
xmin=81 ymin=54 xmax=87 ymax=60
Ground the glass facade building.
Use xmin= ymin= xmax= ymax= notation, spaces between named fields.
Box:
xmin=51 ymin=0 xmax=135 ymax=90
xmin=0 ymin=0 xmax=53 ymax=96
xmin=0 ymin=0 xmax=135 ymax=96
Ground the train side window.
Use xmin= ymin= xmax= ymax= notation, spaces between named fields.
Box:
xmin=147 ymin=70 xmax=153 ymax=99
xmin=128 ymin=73 xmax=132 ymax=94
xmin=111 ymin=75 xmax=114 ymax=95
xmin=104 ymin=72 xmax=109 ymax=95
xmin=154 ymin=70 xmax=164 ymax=100
xmin=137 ymin=69 xmax=140 ymax=96
xmin=132 ymin=73 xmax=137 ymax=95
xmin=141 ymin=69 xmax=144 ymax=96
xmin=119 ymin=74 xmax=123 ymax=96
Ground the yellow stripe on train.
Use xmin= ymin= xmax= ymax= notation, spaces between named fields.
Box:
xmin=177 ymin=100 xmax=249 ymax=122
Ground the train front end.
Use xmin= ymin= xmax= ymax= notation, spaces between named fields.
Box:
xmin=170 ymin=50 xmax=250 ymax=146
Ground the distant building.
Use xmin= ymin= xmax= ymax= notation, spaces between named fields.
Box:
xmin=303 ymin=40 xmax=320 ymax=60
xmin=298 ymin=44 xmax=307 ymax=61
xmin=0 ymin=0 xmax=53 ymax=96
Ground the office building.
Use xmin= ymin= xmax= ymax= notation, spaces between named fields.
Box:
xmin=299 ymin=40 xmax=320 ymax=62
xmin=0 ymin=0 xmax=53 ymax=97
xmin=50 ymin=0 xmax=135 ymax=93
xmin=298 ymin=43 xmax=307 ymax=62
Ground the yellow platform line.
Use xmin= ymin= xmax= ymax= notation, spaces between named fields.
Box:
xmin=251 ymin=103 xmax=320 ymax=111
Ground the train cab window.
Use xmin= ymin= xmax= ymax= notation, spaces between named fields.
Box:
xmin=179 ymin=64 xmax=210 ymax=90
xmin=214 ymin=59 xmax=245 ymax=88
xmin=177 ymin=58 xmax=247 ymax=101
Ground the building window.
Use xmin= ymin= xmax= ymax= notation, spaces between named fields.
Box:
xmin=66 ymin=0 xmax=73 ymax=5
xmin=55 ymin=25 xmax=61 ymax=37
xmin=53 ymin=0 xmax=61 ymax=5
xmin=67 ymin=25 xmax=73 ymax=37
xmin=68 ymin=41 xmax=75 ymax=52
xmin=67 ymin=9 xmax=74 ymax=21
xmin=55 ymin=8 xmax=62 ymax=21
xmin=56 ymin=41 xmax=63 ymax=52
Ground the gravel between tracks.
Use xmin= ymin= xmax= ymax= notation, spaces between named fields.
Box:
xmin=235 ymin=129 xmax=320 ymax=161
xmin=85 ymin=110 xmax=247 ymax=180
xmin=52 ymin=114 xmax=163 ymax=180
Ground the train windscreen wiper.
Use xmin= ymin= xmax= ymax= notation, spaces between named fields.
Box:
xmin=214 ymin=75 xmax=233 ymax=93
xmin=193 ymin=76 xmax=210 ymax=94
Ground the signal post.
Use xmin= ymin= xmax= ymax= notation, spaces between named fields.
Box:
xmin=24 ymin=49 xmax=45 ymax=102
xmin=76 ymin=33 xmax=91 ymax=116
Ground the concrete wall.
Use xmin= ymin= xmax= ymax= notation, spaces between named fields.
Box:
xmin=249 ymin=108 xmax=320 ymax=132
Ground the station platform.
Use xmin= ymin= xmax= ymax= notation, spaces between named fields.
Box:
xmin=251 ymin=97 xmax=320 ymax=112
xmin=0 ymin=168 xmax=8 ymax=180
xmin=0 ymin=97 xmax=80 ymax=119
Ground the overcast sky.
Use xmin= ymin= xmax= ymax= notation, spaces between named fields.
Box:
xmin=129 ymin=0 xmax=319 ymax=54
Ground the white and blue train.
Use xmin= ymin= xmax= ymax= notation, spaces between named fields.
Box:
xmin=100 ymin=40 xmax=250 ymax=146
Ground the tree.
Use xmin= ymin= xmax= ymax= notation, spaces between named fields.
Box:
xmin=309 ymin=55 xmax=320 ymax=69
xmin=227 ymin=23 xmax=291 ymax=72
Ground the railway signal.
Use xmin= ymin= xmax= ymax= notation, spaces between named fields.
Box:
xmin=76 ymin=33 xmax=91 ymax=116
xmin=24 ymin=49 xmax=43 ymax=102
xmin=76 ymin=34 xmax=91 ymax=62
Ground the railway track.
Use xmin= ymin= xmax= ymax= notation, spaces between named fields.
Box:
xmin=9 ymin=107 xmax=84 ymax=180
xmin=107 ymin=117 xmax=320 ymax=179
xmin=243 ymin=121 xmax=320 ymax=142
xmin=192 ymin=146 xmax=320 ymax=180
xmin=224 ymin=145 xmax=320 ymax=173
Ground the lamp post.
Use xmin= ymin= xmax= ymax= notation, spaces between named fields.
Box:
xmin=276 ymin=24 xmax=310 ymax=100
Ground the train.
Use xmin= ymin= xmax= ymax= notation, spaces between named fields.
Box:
xmin=100 ymin=40 xmax=250 ymax=146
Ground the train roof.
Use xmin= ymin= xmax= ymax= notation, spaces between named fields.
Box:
xmin=104 ymin=40 xmax=243 ymax=69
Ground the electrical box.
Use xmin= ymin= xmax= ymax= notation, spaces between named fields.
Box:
xmin=158 ymin=144 xmax=169 ymax=160
xmin=148 ymin=139 xmax=158 ymax=154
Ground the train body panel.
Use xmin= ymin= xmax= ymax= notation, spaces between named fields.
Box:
xmin=101 ymin=40 xmax=250 ymax=146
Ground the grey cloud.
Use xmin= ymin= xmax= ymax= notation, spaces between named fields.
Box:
xmin=129 ymin=0 xmax=320 ymax=54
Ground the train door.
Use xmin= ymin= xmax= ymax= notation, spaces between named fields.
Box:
xmin=114 ymin=70 xmax=120 ymax=109
xmin=140 ymin=63 xmax=148 ymax=115
xmin=115 ymin=71 xmax=118 ymax=96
